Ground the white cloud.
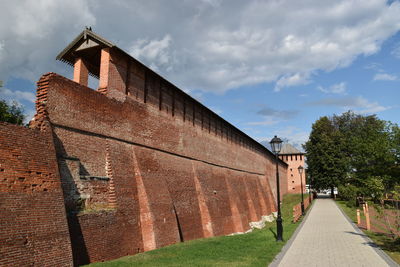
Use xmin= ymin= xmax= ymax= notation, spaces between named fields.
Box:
xmin=373 ymin=73 xmax=398 ymax=81
xmin=1 ymin=0 xmax=400 ymax=94
xmin=354 ymin=97 xmax=389 ymax=114
xmin=307 ymin=96 xmax=390 ymax=114
xmin=0 ymin=87 xmax=35 ymax=103
xmin=317 ymin=82 xmax=347 ymax=94
xmin=274 ymin=73 xmax=311 ymax=92
xmin=129 ymin=35 xmax=173 ymax=72
xmin=0 ymin=0 xmax=95 ymax=81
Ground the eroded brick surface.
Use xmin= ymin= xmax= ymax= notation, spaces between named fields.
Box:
xmin=37 ymin=71 xmax=286 ymax=264
xmin=0 ymin=122 xmax=73 ymax=267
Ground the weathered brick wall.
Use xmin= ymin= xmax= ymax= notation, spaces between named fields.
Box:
xmin=0 ymin=122 xmax=73 ymax=267
xmin=32 ymin=72 xmax=286 ymax=264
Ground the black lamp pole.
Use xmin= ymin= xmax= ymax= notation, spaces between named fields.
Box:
xmin=298 ymin=165 xmax=305 ymax=215
xmin=270 ymin=135 xmax=283 ymax=241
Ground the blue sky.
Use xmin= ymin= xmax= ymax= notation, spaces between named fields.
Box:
xmin=1 ymin=0 xmax=400 ymax=149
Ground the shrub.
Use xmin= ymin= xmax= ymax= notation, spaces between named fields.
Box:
xmin=338 ymin=184 xmax=359 ymax=201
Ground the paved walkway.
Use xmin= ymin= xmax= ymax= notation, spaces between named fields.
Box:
xmin=270 ymin=197 xmax=398 ymax=267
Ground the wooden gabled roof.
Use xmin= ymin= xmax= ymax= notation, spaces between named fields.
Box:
xmin=56 ymin=28 xmax=115 ymax=78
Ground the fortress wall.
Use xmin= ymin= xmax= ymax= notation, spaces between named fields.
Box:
xmin=0 ymin=122 xmax=73 ymax=267
xmin=43 ymin=72 xmax=274 ymax=174
xmin=32 ymin=71 xmax=285 ymax=264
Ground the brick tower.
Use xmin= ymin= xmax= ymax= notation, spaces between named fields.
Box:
xmin=278 ymin=144 xmax=306 ymax=194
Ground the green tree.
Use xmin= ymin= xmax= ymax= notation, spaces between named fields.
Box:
xmin=387 ymin=124 xmax=400 ymax=188
xmin=304 ymin=116 xmax=347 ymax=196
xmin=334 ymin=112 xmax=396 ymax=195
xmin=306 ymin=111 xmax=399 ymax=200
xmin=0 ymin=99 xmax=25 ymax=125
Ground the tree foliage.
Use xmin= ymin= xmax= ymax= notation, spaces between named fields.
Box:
xmin=0 ymin=99 xmax=25 ymax=125
xmin=304 ymin=116 xmax=347 ymax=192
xmin=305 ymin=111 xmax=399 ymax=199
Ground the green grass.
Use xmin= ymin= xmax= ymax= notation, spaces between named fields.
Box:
xmin=336 ymin=200 xmax=400 ymax=264
xmin=86 ymin=194 xmax=309 ymax=267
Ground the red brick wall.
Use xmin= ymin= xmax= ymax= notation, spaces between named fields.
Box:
xmin=33 ymin=70 xmax=286 ymax=264
xmin=0 ymin=122 xmax=73 ymax=267
xmin=293 ymin=193 xmax=313 ymax=222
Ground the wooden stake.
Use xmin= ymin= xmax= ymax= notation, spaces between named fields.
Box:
xmin=357 ymin=209 xmax=361 ymax=225
xmin=365 ymin=203 xmax=371 ymax=231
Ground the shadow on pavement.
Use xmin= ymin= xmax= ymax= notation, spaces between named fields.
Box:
xmin=344 ymin=231 xmax=367 ymax=237
xmin=344 ymin=231 xmax=380 ymax=248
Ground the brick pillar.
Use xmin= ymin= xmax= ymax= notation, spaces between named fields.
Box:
xmin=98 ymin=48 xmax=126 ymax=100
xmin=98 ymin=48 xmax=110 ymax=93
xmin=73 ymin=58 xmax=89 ymax=86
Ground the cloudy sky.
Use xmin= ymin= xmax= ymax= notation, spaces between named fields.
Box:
xmin=1 ymin=0 xmax=400 ymax=149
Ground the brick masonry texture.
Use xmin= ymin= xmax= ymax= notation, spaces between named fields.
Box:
xmin=0 ymin=122 xmax=73 ymax=267
xmin=37 ymin=71 xmax=286 ymax=265
xmin=1 ymin=41 xmax=288 ymax=265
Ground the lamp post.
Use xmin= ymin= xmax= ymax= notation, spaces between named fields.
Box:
xmin=270 ymin=135 xmax=283 ymax=241
xmin=298 ymin=165 xmax=305 ymax=215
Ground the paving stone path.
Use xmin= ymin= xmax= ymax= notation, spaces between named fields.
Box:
xmin=270 ymin=197 xmax=398 ymax=267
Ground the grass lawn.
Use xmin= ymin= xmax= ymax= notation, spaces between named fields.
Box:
xmin=336 ymin=200 xmax=400 ymax=264
xmin=85 ymin=194 xmax=309 ymax=267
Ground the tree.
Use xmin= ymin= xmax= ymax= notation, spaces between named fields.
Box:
xmin=304 ymin=116 xmax=347 ymax=196
xmin=333 ymin=112 xmax=396 ymax=197
xmin=0 ymin=99 xmax=25 ymax=125
xmin=305 ymin=111 xmax=399 ymax=199
xmin=387 ymin=124 xmax=400 ymax=188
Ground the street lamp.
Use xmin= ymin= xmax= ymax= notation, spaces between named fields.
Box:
xmin=270 ymin=135 xmax=283 ymax=241
xmin=298 ymin=165 xmax=305 ymax=215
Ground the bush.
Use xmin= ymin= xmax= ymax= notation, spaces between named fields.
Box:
xmin=363 ymin=176 xmax=385 ymax=202
xmin=338 ymin=184 xmax=359 ymax=201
